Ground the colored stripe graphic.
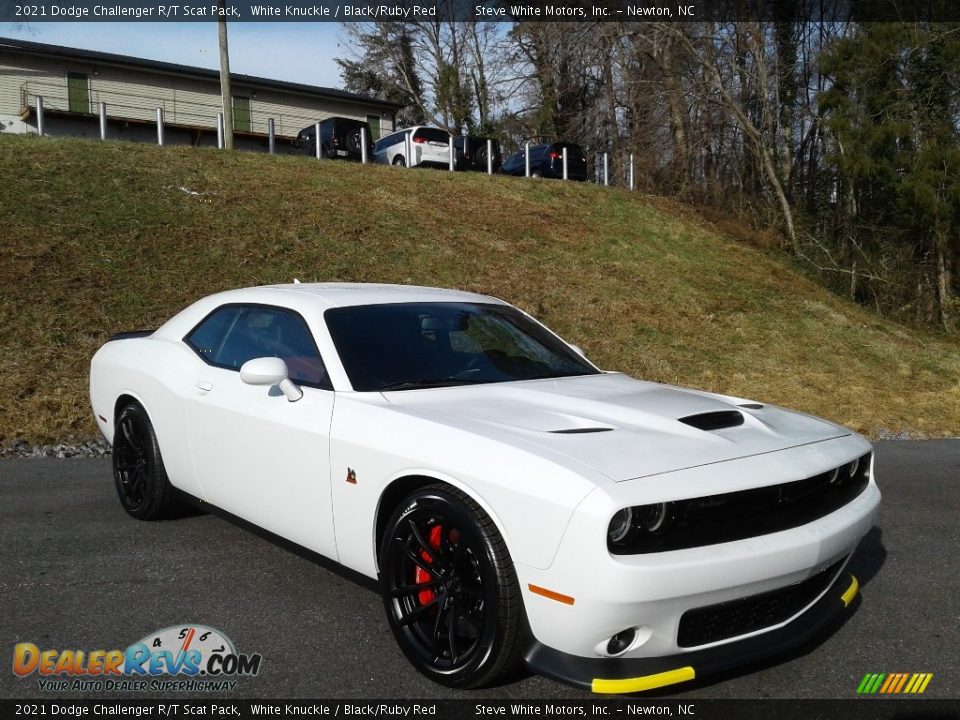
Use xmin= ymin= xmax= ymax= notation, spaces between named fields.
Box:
xmin=879 ymin=674 xmax=897 ymax=693
xmin=893 ymin=673 xmax=909 ymax=693
xmin=856 ymin=672 xmax=932 ymax=694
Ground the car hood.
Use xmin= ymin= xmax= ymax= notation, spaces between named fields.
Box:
xmin=382 ymin=373 xmax=850 ymax=482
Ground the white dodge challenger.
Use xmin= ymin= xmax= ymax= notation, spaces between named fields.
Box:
xmin=89 ymin=283 xmax=880 ymax=693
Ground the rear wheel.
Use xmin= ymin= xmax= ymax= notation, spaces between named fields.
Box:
xmin=393 ymin=155 xmax=407 ymax=167
xmin=112 ymin=401 xmax=177 ymax=520
xmin=380 ymin=484 xmax=522 ymax=688
xmin=346 ymin=131 xmax=362 ymax=152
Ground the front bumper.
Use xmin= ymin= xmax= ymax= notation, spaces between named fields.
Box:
xmin=513 ymin=435 xmax=880 ymax=693
xmin=524 ymin=571 xmax=860 ymax=694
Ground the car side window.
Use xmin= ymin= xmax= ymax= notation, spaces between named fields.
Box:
xmin=185 ymin=305 xmax=331 ymax=389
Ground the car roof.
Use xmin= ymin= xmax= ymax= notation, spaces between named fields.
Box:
xmin=154 ymin=283 xmax=506 ymax=339
xmin=261 ymin=282 xmax=499 ymax=308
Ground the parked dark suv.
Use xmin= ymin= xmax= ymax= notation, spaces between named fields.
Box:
xmin=501 ymin=142 xmax=588 ymax=181
xmin=454 ymin=136 xmax=502 ymax=172
xmin=294 ymin=117 xmax=374 ymax=161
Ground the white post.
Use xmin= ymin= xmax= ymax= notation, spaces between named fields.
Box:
xmin=405 ymin=131 xmax=412 ymax=168
xmin=268 ymin=118 xmax=275 ymax=154
xmin=524 ymin=142 xmax=530 ymax=177
xmin=156 ymin=108 xmax=165 ymax=146
xmin=99 ymin=101 xmax=107 ymax=141
xmin=217 ymin=113 xmax=224 ymax=149
xmin=360 ymin=127 xmax=368 ymax=163
xmin=36 ymin=96 xmax=44 ymax=136
xmin=629 ymin=153 xmax=635 ymax=190
xmin=315 ymin=122 xmax=321 ymax=159
xmin=448 ymin=135 xmax=455 ymax=171
xmin=562 ymin=146 xmax=569 ymax=180
xmin=603 ymin=153 xmax=609 ymax=186
xmin=463 ymin=133 xmax=469 ymax=168
xmin=487 ymin=138 xmax=493 ymax=175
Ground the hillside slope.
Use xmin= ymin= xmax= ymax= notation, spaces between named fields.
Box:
xmin=1 ymin=134 xmax=957 ymax=443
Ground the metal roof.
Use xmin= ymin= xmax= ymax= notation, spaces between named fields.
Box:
xmin=0 ymin=36 xmax=404 ymax=111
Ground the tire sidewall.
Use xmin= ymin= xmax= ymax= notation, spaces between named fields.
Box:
xmin=112 ymin=402 xmax=168 ymax=520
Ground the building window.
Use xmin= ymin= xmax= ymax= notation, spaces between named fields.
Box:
xmin=233 ymin=96 xmax=251 ymax=132
xmin=67 ymin=72 xmax=90 ymax=114
xmin=367 ymin=114 xmax=381 ymax=141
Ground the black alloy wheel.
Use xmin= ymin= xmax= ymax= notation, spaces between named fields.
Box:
xmin=112 ymin=401 xmax=176 ymax=520
xmin=380 ymin=485 xmax=522 ymax=688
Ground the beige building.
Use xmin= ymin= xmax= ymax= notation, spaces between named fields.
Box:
xmin=0 ymin=37 xmax=400 ymax=151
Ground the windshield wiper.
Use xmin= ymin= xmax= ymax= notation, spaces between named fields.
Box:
xmin=378 ymin=379 xmax=484 ymax=392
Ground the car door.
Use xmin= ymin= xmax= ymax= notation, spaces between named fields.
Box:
xmin=181 ymin=304 xmax=338 ymax=560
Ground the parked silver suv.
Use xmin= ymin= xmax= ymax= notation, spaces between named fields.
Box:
xmin=373 ymin=126 xmax=452 ymax=168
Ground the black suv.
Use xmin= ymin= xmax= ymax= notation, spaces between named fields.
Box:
xmin=295 ymin=117 xmax=374 ymax=161
xmin=501 ymin=142 xmax=588 ymax=181
xmin=454 ymin=136 xmax=502 ymax=172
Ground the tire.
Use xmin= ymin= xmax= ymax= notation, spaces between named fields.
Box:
xmin=380 ymin=484 xmax=522 ymax=688
xmin=346 ymin=131 xmax=362 ymax=152
xmin=393 ymin=155 xmax=407 ymax=167
xmin=112 ymin=401 xmax=177 ymax=521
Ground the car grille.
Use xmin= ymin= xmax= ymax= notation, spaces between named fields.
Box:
xmin=609 ymin=452 xmax=871 ymax=554
xmin=676 ymin=559 xmax=846 ymax=648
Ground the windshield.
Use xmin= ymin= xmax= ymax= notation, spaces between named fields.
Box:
xmin=325 ymin=302 xmax=598 ymax=392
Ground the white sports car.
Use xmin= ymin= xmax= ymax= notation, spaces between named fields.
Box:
xmin=89 ymin=283 xmax=880 ymax=693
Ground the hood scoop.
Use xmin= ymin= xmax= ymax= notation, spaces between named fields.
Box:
xmin=548 ymin=427 xmax=613 ymax=434
xmin=678 ymin=410 xmax=744 ymax=432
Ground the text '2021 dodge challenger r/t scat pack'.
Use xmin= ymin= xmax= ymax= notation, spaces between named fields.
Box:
xmin=89 ymin=283 xmax=880 ymax=693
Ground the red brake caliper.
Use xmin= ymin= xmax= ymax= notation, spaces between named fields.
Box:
xmin=415 ymin=525 xmax=443 ymax=606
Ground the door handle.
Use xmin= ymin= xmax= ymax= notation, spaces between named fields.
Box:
xmin=196 ymin=381 xmax=213 ymax=393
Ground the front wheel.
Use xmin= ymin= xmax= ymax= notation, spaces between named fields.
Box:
xmin=112 ymin=401 xmax=177 ymax=520
xmin=380 ymin=484 xmax=522 ymax=688
xmin=393 ymin=155 xmax=407 ymax=167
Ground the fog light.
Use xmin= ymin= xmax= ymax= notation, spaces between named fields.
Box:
xmin=606 ymin=628 xmax=636 ymax=656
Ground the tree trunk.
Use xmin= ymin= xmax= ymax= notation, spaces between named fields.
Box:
xmin=936 ymin=230 xmax=953 ymax=332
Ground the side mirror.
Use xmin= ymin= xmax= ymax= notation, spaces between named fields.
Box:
xmin=240 ymin=357 xmax=302 ymax=402
xmin=569 ymin=344 xmax=587 ymax=359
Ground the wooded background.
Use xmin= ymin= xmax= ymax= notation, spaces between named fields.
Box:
xmin=336 ymin=18 xmax=960 ymax=333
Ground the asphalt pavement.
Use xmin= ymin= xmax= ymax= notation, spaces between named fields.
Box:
xmin=1 ymin=440 xmax=957 ymax=700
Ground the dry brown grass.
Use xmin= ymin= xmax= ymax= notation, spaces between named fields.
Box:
xmin=1 ymin=134 xmax=957 ymax=444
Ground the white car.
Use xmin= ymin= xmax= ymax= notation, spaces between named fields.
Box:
xmin=89 ymin=284 xmax=880 ymax=693
xmin=373 ymin=126 xmax=452 ymax=168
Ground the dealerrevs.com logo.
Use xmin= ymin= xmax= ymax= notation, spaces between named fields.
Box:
xmin=13 ymin=624 xmax=262 ymax=692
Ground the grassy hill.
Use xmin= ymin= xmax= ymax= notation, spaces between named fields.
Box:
xmin=1 ymin=133 xmax=957 ymax=444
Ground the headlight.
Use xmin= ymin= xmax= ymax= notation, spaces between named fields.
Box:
xmin=608 ymin=502 xmax=673 ymax=549
xmin=637 ymin=502 xmax=671 ymax=532
xmin=846 ymin=456 xmax=860 ymax=479
xmin=608 ymin=507 xmax=634 ymax=544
